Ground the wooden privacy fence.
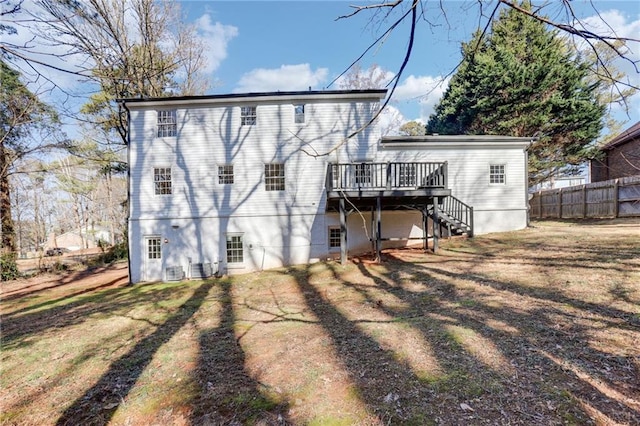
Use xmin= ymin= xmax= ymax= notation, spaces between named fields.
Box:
xmin=530 ymin=175 xmax=640 ymax=219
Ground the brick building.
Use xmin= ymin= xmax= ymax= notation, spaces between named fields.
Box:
xmin=591 ymin=121 xmax=640 ymax=182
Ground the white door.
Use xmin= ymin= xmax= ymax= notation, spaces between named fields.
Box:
xmin=143 ymin=236 xmax=163 ymax=281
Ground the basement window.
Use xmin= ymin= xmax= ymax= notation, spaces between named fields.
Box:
xmin=226 ymin=234 xmax=244 ymax=264
xmin=147 ymin=237 xmax=162 ymax=259
xmin=328 ymin=227 xmax=341 ymax=250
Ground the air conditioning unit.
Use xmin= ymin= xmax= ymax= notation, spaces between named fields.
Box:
xmin=191 ymin=262 xmax=214 ymax=279
xmin=165 ymin=265 xmax=185 ymax=281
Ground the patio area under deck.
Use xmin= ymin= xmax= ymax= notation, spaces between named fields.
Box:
xmin=325 ymin=162 xmax=452 ymax=264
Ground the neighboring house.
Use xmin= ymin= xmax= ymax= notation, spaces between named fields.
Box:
xmin=123 ymin=90 xmax=531 ymax=283
xmin=591 ymin=121 xmax=640 ymax=182
xmin=45 ymin=227 xmax=111 ymax=252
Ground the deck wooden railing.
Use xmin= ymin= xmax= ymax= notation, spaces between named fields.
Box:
xmin=326 ymin=161 xmax=448 ymax=192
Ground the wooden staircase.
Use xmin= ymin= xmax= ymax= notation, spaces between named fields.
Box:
xmin=429 ymin=195 xmax=474 ymax=238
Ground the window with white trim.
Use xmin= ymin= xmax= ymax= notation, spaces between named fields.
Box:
xmin=154 ymin=167 xmax=172 ymax=195
xmin=489 ymin=164 xmax=506 ymax=184
xmin=294 ymin=104 xmax=305 ymax=124
xmin=241 ymin=106 xmax=256 ymax=126
xmin=226 ymin=234 xmax=244 ymax=264
xmin=328 ymin=227 xmax=341 ymax=250
xmin=218 ymin=165 xmax=234 ymax=184
xmin=147 ymin=237 xmax=162 ymax=259
xmin=398 ymin=163 xmax=417 ymax=187
xmin=354 ymin=163 xmax=372 ymax=186
xmin=265 ymin=163 xmax=285 ymax=191
xmin=157 ymin=110 xmax=177 ymax=137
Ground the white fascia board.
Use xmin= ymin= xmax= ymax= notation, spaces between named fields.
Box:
xmin=123 ymin=91 xmax=387 ymax=109
xmin=381 ymin=136 xmax=533 ymax=150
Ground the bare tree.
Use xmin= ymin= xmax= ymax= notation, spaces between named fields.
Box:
xmin=337 ymin=1 xmax=638 ymax=95
xmin=2 ymin=0 xmax=208 ymax=147
xmin=1 ymin=59 xmax=65 ymax=255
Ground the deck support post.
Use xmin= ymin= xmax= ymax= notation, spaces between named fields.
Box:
xmin=370 ymin=206 xmax=376 ymax=255
xmin=422 ymin=206 xmax=428 ymax=251
xmin=432 ymin=198 xmax=440 ymax=253
xmin=340 ymin=197 xmax=347 ymax=265
xmin=376 ymin=196 xmax=382 ymax=262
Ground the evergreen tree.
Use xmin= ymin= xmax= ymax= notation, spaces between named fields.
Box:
xmin=426 ymin=2 xmax=605 ymax=185
xmin=1 ymin=59 xmax=63 ymax=271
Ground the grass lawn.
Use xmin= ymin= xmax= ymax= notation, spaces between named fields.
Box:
xmin=1 ymin=219 xmax=639 ymax=425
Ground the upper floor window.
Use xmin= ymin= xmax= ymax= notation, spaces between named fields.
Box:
xmin=354 ymin=163 xmax=372 ymax=186
xmin=265 ymin=163 xmax=285 ymax=191
xmin=218 ymin=165 xmax=234 ymax=184
xmin=398 ymin=163 xmax=416 ymax=187
xmin=241 ymin=106 xmax=257 ymax=126
xmin=294 ymin=104 xmax=305 ymax=124
xmin=490 ymin=164 xmax=506 ymax=184
xmin=154 ymin=167 xmax=172 ymax=195
xmin=157 ymin=110 xmax=177 ymax=137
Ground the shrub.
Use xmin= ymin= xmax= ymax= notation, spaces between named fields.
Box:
xmin=1 ymin=252 xmax=20 ymax=281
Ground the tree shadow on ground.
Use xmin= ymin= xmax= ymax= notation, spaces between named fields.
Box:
xmin=190 ymin=279 xmax=290 ymax=425
xmin=1 ymin=278 xmax=181 ymax=350
xmin=55 ymin=281 xmax=215 ymax=426
xmin=362 ymin=250 xmax=640 ymax=424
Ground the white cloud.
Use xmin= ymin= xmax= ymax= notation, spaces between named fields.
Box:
xmin=234 ymin=64 xmax=328 ymax=93
xmin=391 ymin=74 xmax=450 ymax=122
xmin=378 ymin=105 xmax=405 ymax=136
xmin=194 ymin=14 xmax=238 ymax=73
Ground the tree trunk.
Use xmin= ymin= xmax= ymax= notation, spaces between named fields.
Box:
xmin=1 ymin=146 xmax=16 ymax=252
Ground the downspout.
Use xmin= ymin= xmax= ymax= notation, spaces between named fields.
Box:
xmin=120 ymin=100 xmax=133 ymax=285
xmin=525 ymin=138 xmax=535 ymax=227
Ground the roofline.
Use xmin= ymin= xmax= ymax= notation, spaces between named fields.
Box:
xmin=120 ymin=89 xmax=388 ymax=108
xmin=381 ymin=135 xmax=534 ymax=149
xmin=602 ymin=121 xmax=640 ymax=150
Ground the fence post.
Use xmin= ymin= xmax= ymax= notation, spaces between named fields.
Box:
xmin=582 ymin=184 xmax=587 ymax=218
xmin=557 ymin=188 xmax=563 ymax=218
xmin=538 ymin=191 xmax=542 ymax=218
xmin=613 ymin=179 xmax=619 ymax=218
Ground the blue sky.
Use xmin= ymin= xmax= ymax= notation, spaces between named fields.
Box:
xmin=176 ymin=0 xmax=640 ymax=132
xmin=4 ymin=0 xmax=640 ymax=135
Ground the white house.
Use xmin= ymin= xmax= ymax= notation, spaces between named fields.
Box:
xmin=123 ymin=90 xmax=531 ymax=283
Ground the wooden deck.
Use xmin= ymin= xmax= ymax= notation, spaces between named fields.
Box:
xmin=325 ymin=162 xmax=451 ymax=211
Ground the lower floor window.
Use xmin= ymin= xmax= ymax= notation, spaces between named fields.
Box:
xmin=226 ymin=234 xmax=244 ymax=263
xmin=328 ymin=227 xmax=341 ymax=249
xmin=147 ymin=237 xmax=162 ymax=259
